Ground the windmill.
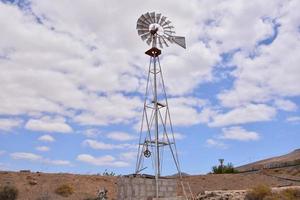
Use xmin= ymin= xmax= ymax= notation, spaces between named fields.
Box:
xmin=135 ymin=12 xmax=192 ymax=199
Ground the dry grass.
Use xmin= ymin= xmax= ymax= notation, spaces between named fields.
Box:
xmin=245 ymin=184 xmax=272 ymax=200
xmin=55 ymin=184 xmax=74 ymax=197
xmin=246 ymin=185 xmax=300 ymax=200
xmin=0 ymin=185 xmax=18 ymax=200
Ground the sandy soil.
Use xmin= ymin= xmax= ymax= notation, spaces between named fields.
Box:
xmin=0 ymin=171 xmax=117 ymax=200
xmin=178 ymin=166 xmax=300 ymax=197
xmin=0 ymin=166 xmax=299 ymax=200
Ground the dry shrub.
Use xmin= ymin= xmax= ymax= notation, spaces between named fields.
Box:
xmin=247 ymin=186 xmax=300 ymax=200
xmin=0 ymin=185 xmax=18 ymax=200
xmin=55 ymin=184 xmax=74 ymax=197
xmin=275 ymin=188 xmax=300 ymax=200
xmin=245 ymin=184 xmax=271 ymax=200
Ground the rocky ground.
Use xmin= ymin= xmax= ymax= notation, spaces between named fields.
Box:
xmin=0 ymin=165 xmax=299 ymax=199
xmin=178 ymin=165 xmax=300 ymax=197
xmin=195 ymin=186 xmax=300 ymax=200
xmin=0 ymin=171 xmax=118 ymax=200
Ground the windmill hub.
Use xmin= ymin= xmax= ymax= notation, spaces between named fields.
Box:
xmin=149 ymin=23 xmax=164 ymax=35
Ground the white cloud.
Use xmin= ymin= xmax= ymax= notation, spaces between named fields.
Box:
xmin=25 ymin=116 xmax=72 ymax=133
xmin=219 ymin=126 xmax=260 ymax=141
xmin=159 ymin=132 xmax=186 ymax=140
xmin=209 ymin=104 xmax=276 ymax=127
xmin=274 ymin=99 xmax=298 ymax=112
xmin=0 ymin=118 xmax=23 ymax=131
xmin=286 ymin=116 xmax=300 ymax=123
xmin=172 ymin=133 xmax=186 ymax=140
xmin=0 ymin=150 xmax=6 ymax=156
xmin=83 ymin=139 xmax=136 ymax=150
xmin=167 ymin=97 xmax=215 ymax=126
xmin=38 ymin=134 xmax=55 ymax=142
xmin=36 ymin=146 xmax=50 ymax=152
xmin=0 ymin=162 xmax=9 ymax=171
xmin=11 ymin=152 xmax=42 ymax=161
xmin=82 ymin=129 xmax=101 ymax=138
xmin=217 ymin=1 xmax=300 ymax=110
xmin=10 ymin=152 xmax=71 ymax=166
xmin=73 ymin=94 xmax=142 ymax=126
xmin=119 ymin=152 xmax=137 ymax=161
xmin=107 ymin=132 xmax=137 ymax=141
xmin=205 ymin=139 xmax=227 ymax=149
xmin=77 ymin=154 xmax=129 ymax=167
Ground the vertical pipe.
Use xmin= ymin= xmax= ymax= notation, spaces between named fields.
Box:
xmin=153 ymin=54 xmax=160 ymax=198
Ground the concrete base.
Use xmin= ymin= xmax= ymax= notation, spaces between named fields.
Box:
xmin=117 ymin=175 xmax=178 ymax=200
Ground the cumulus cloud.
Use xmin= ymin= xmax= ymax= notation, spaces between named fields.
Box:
xmin=82 ymin=129 xmax=102 ymax=138
xmin=219 ymin=126 xmax=260 ymax=141
xmin=274 ymin=99 xmax=298 ymax=112
xmin=11 ymin=152 xmax=41 ymax=161
xmin=209 ymin=104 xmax=276 ymax=127
xmin=119 ymin=152 xmax=137 ymax=161
xmin=82 ymin=139 xmax=136 ymax=150
xmin=10 ymin=152 xmax=71 ymax=166
xmin=38 ymin=134 xmax=55 ymax=142
xmin=217 ymin=1 xmax=300 ymax=111
xmin=36 ymin=146 xmax=50 ymax=152
xmin=205 ymin=139 xmax=227 ymax=149
xmin=286 ymin=116 xmax=300 ymax=123
xmin=25 ymin=116 xmax=72 ymax=133
xmin=167 ymin=97 xmax=215 ymax=126
xmin=107 ymin=132 xmax=137 ymax=141
xmin=0 ymin=118 xmax=23 ymax=131
xmin=1 ymin=0 xmax=300 ymax=173
xmin=77 ymin=154 xmax=129 ymax=167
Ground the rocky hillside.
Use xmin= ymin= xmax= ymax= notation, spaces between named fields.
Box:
xmin=236 ymin=149 xmax=300 ymax=172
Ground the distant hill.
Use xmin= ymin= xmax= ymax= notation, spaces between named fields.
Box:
xmin=169 ymin=172 xmax=190 ymax=177
xmin=236 ymin=149 xmax=300 ymax=172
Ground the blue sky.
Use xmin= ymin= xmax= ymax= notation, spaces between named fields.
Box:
xmin=0 ymin=0 xmax=299 ymax=175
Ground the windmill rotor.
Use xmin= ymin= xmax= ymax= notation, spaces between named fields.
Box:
xmin=136 ymin=12 xmax=186 ymax=49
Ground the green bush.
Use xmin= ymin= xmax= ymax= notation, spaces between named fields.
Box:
xmin=212 ymin=162 xmax=238 ymax=174
xmin=0 ymin=185 xmax=18 ymax=200
xmin=55 ymin=184 xmax=74 ymax=197
xmin=102 ymin=169 xmax=116 ymax=176
xmin=245 ymin=184 xmax=272 ymax=200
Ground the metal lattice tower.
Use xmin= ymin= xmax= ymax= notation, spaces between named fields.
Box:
xmin=135 ymin=12 xmax=192 ymax=199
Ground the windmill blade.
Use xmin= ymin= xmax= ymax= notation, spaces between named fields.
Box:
xmin=141 ymin=32 xmax=151 ymax=41
xmin=164 ymin=35 xmax=174 ymax=43
xmin=162 ymin=20 xmax=172 ymax=27
xmin=137 ymin=20 xmax=149 ymax=28
xmin=145 ymin=12 xmax=153 ymax=23
xmin=146 ymin=36 xmax=153 ymax=45
xmin=158 ymin=37 xmax=163 ymax=49
xmin=136 ymin=23 xmax=148 ymax=30
xmin=164 ymin=30 xmax=176 ymax=34
xmin=156 ymin=13 xmax=161 ymax=24
xmin=140 ymin=14 xmax=151 ymax=25
xmin=159 ymin=16 xmax=167 ymax=26
xmin=172 ymin=36 xmax=186 ymax=49
xmin=150 ymin=12 xmax=156 ymax=23
xmin=138 ymin=29 xmax=149 ymax=36
xmin=163 ymin=25 xmax=175 ymax=30
xmin=161 ymin=36 xmax=169 ymax=47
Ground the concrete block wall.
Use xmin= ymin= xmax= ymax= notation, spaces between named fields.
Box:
xmin=117 ymin=175 xmax=178 ymax=200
